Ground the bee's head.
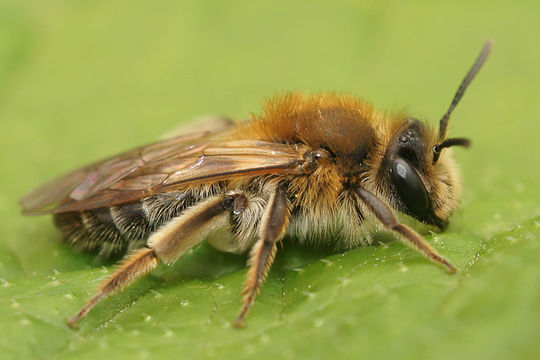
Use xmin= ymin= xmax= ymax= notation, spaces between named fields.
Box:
xmin=379 ymin=118 xmax=460 ymax=229
xmin=378 ymin=41 xmax=492 ymax=229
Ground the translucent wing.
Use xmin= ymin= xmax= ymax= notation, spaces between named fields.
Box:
xmin=21 ymin=121 xmax=307 ymax=215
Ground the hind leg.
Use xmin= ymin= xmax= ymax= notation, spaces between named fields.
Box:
xmin=67 ymin=193 xmax=248 ymax=328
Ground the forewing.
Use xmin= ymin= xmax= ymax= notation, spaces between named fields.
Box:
xmin=21 ymin=128 xmax=307 ymax=215
xmin=20 ymin=129 xmax=224 ymax=215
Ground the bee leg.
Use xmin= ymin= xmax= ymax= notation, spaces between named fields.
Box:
xmin=67 ymin=193 xmax=248 ymax=329
xmin=355 ymin=187 xmax=456 ymax=273
xmin=67 ymin=247 xmax=158 ymax=328
xmin=235 ymin=185 xmax=290 ymax=328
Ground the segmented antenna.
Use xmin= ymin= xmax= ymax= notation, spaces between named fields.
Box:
xmin=433 ymin=137 xmax=471 ymax=163
xmin=438 ymin=40 xmax=493 ymax=141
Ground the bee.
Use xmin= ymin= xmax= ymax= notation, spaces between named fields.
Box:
xmin=20 ymin=41 xmax=492 ymax=328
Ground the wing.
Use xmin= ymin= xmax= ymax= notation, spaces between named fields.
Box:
xmin=21 ymin=122 xmax=307 ymax=215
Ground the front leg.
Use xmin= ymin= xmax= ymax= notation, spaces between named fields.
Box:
xmin=355 ymin=187 xmax=456 ymax=272
xmin=235 ymin=184 xmax=291 ymax=327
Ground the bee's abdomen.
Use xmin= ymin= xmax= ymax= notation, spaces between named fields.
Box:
xmin=110 ymin=202 xmax=153 ymax=241
xmin=53 ymin=192 xmax=198 ymax=257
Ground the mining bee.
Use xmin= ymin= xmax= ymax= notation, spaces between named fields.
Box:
xmin=20 ymin=41 xmax=492 ymax=328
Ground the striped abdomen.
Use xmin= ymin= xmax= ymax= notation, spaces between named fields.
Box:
xmin=54 ymin=192 xmax=200 ymax=257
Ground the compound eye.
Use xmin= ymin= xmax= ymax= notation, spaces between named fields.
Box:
xmin=390 ymin=157 xmax=429 ymax=221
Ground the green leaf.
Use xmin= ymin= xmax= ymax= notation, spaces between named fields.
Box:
xmin=1 ymin=1 xmax=539 ymax=359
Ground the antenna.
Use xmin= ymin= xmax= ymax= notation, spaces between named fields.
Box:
xmin=438 ymin=40 xmax=493 ymax=141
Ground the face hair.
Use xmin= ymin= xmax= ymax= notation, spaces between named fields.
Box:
xmin=437 ymin=40 xmax=493 ymax=143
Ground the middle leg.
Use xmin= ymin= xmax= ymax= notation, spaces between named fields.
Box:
xmin=235 ymin=184 xmax=291 ymax=327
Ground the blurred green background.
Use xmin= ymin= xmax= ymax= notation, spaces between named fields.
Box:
xmin=1 ymin=1 xmax=539 ymax=359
